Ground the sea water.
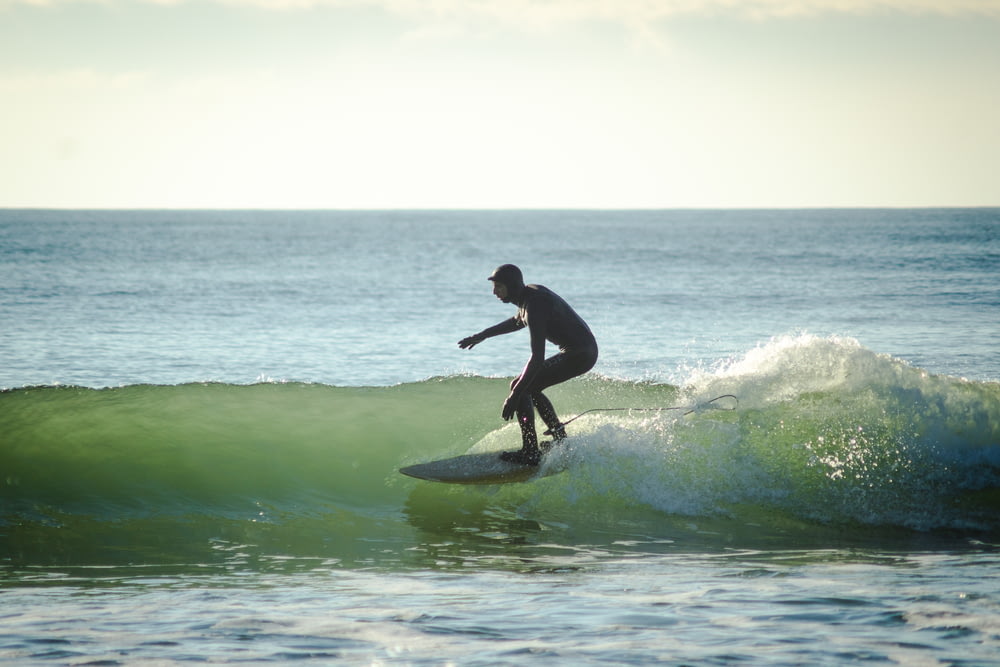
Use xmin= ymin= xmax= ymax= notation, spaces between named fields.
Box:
xmin=1 ymin=209 xmax=999 ymax=665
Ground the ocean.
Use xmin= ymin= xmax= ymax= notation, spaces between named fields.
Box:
xmin=1 ymin=208 xmax=998 ymax=665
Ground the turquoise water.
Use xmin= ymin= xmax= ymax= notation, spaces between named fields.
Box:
xmin=2 ymin=209 xmax=997 ymax=388
xmin=2 ymin=209 xmax=999 ymax=665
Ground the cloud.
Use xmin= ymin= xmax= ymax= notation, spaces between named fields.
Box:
xmin=6 ymin=0 xmax=1000 ymax=19
xmin=0 ymin=68 xmax=149 ymax=93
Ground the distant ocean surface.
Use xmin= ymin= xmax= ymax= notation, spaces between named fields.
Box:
xmin=2 ymin=209 xmax=999 ymax=665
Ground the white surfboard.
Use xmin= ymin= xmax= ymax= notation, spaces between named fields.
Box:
xmin=399 ymin=451 xmax=561 ymax=484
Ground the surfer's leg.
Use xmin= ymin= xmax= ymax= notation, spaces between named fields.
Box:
xmin=527 ymin=350 xmax=597 ymax=441
xmin=531 ymin=392 xmax=566 ymax=441
xmin=515 ymin=392 xmax=538 ymax=450
xmin=500 ymin=393 xmax=541 ymax=465
xmin=500 ymin=350 xmax=597 ymax=466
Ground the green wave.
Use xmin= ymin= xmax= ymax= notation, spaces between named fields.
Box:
xmin=3 ymin=337 xmax=999 ymax=568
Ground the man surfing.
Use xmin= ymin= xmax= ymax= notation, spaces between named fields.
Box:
xmin=458 ymin=264 xmax=598 ymax=465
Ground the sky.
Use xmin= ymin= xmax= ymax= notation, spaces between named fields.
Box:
xmin=2 ymin=0 xmax=999 ymax=209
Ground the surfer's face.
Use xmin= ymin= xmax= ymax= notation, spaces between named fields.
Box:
xmin=492 ymin=281 xmax=509 ymax=302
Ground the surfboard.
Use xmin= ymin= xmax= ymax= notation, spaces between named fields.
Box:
xmin=399 ymin=451 xmax=555 ymax=484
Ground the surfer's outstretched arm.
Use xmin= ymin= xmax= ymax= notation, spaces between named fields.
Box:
xmin=458 ymin=317 xmax=523 ymax=349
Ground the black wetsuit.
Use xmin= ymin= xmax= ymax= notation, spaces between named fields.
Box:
xmin=469 ymin=283 xmax=598 ymax=461
xmin=508 ymin=284 xmax=598 ymax=440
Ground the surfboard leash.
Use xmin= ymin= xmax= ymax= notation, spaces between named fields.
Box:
xmin=543 ymin=394 xmax=738 ymax=436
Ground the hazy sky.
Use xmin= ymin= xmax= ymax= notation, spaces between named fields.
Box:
xmin=2 ymin=0 xmax=999 ymax=208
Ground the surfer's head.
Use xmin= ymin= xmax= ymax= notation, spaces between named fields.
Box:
xmin=488 ymin=264 xmax=524 ymax=304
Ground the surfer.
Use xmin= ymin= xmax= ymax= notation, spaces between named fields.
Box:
xmin=458 ymin=264 xmax=598 ymax=465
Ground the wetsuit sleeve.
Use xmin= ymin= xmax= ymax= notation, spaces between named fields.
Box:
xmin=459 ymin=316 xmax=524 ymax=349
xmin=473 ymin=317 xmax=523 ymax=342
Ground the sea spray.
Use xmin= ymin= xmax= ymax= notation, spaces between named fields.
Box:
xmin=475 ymin=336 xmax=1000 ymax=532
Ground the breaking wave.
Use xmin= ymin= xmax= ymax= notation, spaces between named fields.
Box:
xmin=2 ymin=335 xmax=998 ymax=567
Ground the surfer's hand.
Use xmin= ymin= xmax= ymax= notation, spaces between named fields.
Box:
xmin=501 ymin=393 xmax=517 ymax=421
xmin=458 ymin=334 xmax=483 ymax=349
